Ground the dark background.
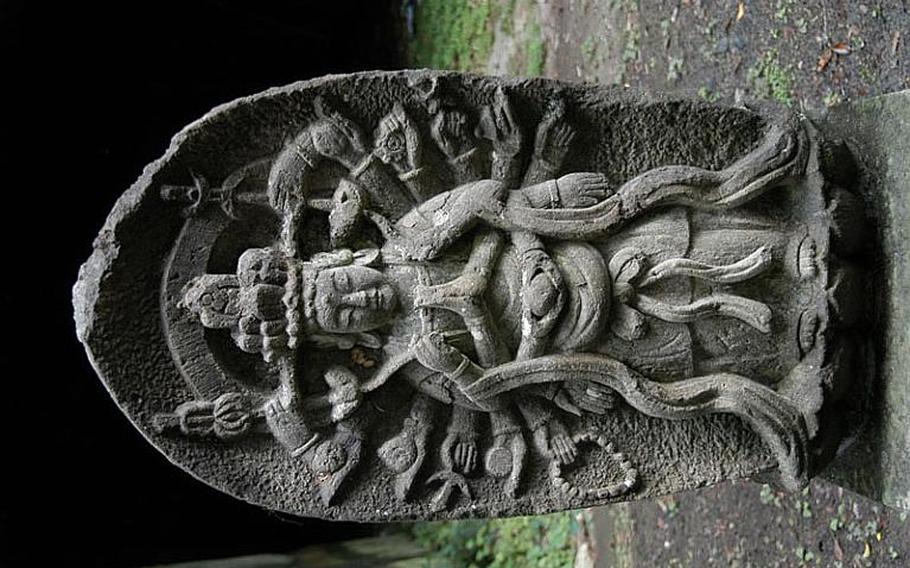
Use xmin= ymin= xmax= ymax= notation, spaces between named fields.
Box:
xmin=3 ymin=1 xmax=403 ymax=566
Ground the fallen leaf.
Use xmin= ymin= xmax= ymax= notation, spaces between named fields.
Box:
xmin=863 ymin=541 xmax=871 ymax=558
xmin=832 ymin=42 xmax=851 ymax=55
xmin=892 ymin=31 xmax=901 ymax=55
xmin=834 ymin=537 xmax=844 ymax=561
xmin=816 ymin=49 xmax=833 ymax=72
xmin=736 ymin=1 xmax=746 ymax=21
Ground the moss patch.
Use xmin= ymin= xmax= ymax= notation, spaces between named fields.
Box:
xmin=747 ymin=49 xmax=796 ymax=106
xmin=410 ymin=511 xmax=578 ymax=567
xmin=525 ymin=21 xmax=546 ymax=77
xmin=410 ymin=0 xmax=497 ymax=72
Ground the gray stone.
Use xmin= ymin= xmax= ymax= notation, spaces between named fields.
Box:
xmin=814 ymin=90 xmax=910 ymax=512
xmin=73 ymin=70 xmax=868 ymax=521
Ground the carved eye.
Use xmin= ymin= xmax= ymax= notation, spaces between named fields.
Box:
xmin=200 ymin=293 xmax=214 ymax=306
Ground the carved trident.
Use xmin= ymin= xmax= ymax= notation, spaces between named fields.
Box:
xmin=160 ymin=168 xmax=267 ymax=218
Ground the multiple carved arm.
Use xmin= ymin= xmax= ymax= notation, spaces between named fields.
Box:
xmin=259 ymin=85 xmax=814 ymax=503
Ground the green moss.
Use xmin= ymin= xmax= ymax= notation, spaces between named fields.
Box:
xmin=499 ymin=0 xmax=518 ymax=36
xmin=666 ymin=55 xmax=684 ymax=83
xmin=410 ymin=512 xmax=578 ymax=567
xmin=823 ymin=91 xmax=843 ymax=107
xmin=525 ymin=21 xmax=546 ymax=77
xmin=747 ymin=50 xmax=795 ymax=106
xmin=410 ymin=0 xmax=497 ymax=72
xmin=697 ymin=86 xmax=720 ymax=102
xmin=581 ymin=36 xmax=597 ymax=65
xmin=774 ymin=0 xmax=793 ymax=22
xmin=618 ymin=1 xmax=641 ymax=83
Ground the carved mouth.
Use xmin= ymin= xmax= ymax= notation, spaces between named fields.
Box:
xmin=365 ymin=286 xmax=397 ymax=312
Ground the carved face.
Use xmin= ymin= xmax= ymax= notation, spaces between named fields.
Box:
xmin=313 ymin=265 xmax=397 ymax=333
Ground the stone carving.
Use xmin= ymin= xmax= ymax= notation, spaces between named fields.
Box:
xmin=74 ymin=71 xmax=869 ymax=521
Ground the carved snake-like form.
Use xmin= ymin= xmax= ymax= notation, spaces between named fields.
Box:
xmin=462 ymin=353 xmax=810 ymax=492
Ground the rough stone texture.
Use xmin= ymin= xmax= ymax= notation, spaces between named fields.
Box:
xmin=73 ymin=70 xmax=864 ymax=521
xmin=815 ymin=90 xmax=910 ymax=512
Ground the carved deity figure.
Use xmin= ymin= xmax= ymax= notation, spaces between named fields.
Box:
xmin=100 ymin=74 xmax=866 ymax=520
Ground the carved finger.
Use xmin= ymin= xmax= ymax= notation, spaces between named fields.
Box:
xmin=556 ymin=436 xmax=576 ymax=464
xmin=465 ymin=444 xmax=477 ymax=473
xmin=564 ymin=437 xmax=578 ymax=463
xmin=537 ymin=110 xmax=558 ymax=137
xmin=576 ymin=196 xmax=598 ymax=208
xmin=452 ymin=443 xmax=463 ymax=469
xmin=581 ymin=172 xmax=608 ymax=188
xmin=551 ymin=435 xmax=566 ymax=458
xmin=583 ymin=187 xmax=608 ymax=198
xmin=553 ymin=122 xmax=576 ymax=146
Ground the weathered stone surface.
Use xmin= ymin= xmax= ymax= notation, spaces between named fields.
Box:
xmin=73 ymin=70 xmax=867 ymax=521
xmin=815 ymin=90 xmax=910 ymax=512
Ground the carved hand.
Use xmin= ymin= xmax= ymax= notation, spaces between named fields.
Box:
xmin=476 ymin=87 xmax=522 ymax=158
xmin=431 ymin=109 xmax=475 ymax=160
xmin=442 ymin=430 xmax=479 ymax=474
xmin=534 ymin=99 xmax=575 ymax=166
xmin=555 ymin=172 xmax=611 ymax=208
xmin=533 ymin=419 xmax=578 ymax=465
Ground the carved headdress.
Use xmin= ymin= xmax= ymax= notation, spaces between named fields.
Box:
xmin=181 ymin=247 xmax=382 ymax=362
